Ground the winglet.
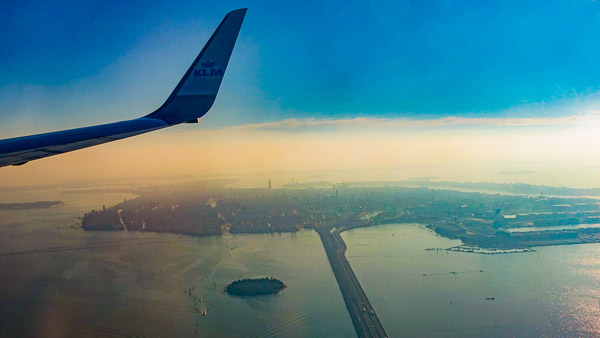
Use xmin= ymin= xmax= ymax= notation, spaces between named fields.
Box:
xmin=146 ymin=9 xmax=247 ymax=124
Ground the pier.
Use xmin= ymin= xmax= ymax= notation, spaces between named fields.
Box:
xmin=317 ymin=227 xmax=388 ymax=338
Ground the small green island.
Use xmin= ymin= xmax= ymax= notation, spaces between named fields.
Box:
xmin=226 ymin=277 xmax=286 ymax=296
xmin=0 ymin=201 xmax=62 ymax=210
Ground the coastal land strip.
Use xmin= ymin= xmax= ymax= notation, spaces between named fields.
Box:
xmin=77 ymin=180 xmax=600 ymax=335
xmin=81 ymin=182 xmax=600 ymax=251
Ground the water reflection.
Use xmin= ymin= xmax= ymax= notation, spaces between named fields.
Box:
xmin=343 ymin=223 xmax=600 ymax=337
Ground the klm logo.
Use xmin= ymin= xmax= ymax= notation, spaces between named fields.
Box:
xmin=194 ymin=60 xmax=223 ymax=77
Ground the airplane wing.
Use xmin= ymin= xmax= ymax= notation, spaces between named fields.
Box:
xmin=0 ymin=8 xmax=247 ymax=168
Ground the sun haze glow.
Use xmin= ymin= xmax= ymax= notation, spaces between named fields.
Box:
xmin=1 ymin=112 xmax=598 ymax=188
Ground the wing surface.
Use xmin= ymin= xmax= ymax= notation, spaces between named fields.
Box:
xmin=0 ymin=8 xmax=246 ymax=168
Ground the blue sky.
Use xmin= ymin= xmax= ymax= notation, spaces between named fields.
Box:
xmin=2 ymin=0 xmax=600 ymax=136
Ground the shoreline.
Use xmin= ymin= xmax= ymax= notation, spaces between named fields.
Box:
xmin=80 ymin=220 xmax=600 ymax=255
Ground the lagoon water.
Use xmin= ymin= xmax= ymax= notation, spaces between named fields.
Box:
xmin=343 ymin=224 xmax=600 ymax=337
xmin=0 ymin=189 xmax=354 ymax=337
xmin=2 ymin=188 xmax=600 ymax=337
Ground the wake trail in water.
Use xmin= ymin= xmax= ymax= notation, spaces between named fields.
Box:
xmin=245 ymin=303 xmax=312 ymax=338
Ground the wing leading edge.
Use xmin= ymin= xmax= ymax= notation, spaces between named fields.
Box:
xmin=0 ymin=8 xmax=246 ymax=168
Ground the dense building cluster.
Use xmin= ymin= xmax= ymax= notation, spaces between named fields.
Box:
xmin=82 ymin=182 xmax=600 ymax=249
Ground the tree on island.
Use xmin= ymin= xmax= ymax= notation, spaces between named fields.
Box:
xmin=226 ymin=277 xmax=286 ymax=296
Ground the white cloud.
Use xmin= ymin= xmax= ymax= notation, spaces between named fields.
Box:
xmin=192 ymin=111 xmax=600 ymax=134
